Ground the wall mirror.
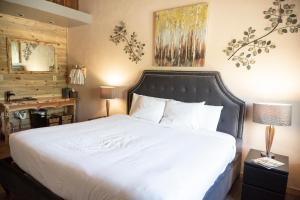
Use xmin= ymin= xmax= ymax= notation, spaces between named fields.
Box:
xmin=7 ymin=38 xmax=57 ymax=73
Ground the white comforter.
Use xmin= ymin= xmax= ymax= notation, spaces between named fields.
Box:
xmin=10 ymin=115 xmax=236 ymax=200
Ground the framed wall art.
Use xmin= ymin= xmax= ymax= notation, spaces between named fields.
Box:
xmin=154 ymin=3 xmax=208 ymax=67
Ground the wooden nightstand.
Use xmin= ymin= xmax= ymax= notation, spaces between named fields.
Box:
xmin=241 ymin=149 xmax=289 ymax=200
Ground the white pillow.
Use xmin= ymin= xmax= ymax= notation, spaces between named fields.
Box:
xmin=160 ymin=100 xmax=205 ymax=129
xmin=130 ymin=93 xmax=222 ymax=131
xmin=130 ymin=93 xmax=140 ymax=112
xmin=198 ymin=105 xmax=223 ymax=131
xmin=130 ymin=93 xmax=168 ymax=114
xmin=129 ymin=94 xmax=166 ymax=123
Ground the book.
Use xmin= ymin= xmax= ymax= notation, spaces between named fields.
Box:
xmin=252 ymin=157 xmax=284 ymax=169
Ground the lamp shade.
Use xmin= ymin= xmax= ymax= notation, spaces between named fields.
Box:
xmin=253 ymin=103 xmax=292 ymax=126
xmin=99 ymin=86 xmax=118 ymax=99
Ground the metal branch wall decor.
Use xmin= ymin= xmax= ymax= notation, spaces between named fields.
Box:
xmin=224 ymin=0 xmax=300 ymax=70
xmin=110 ymin=21 xmax=145 ymax=64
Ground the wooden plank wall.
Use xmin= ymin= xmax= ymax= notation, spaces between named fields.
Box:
xmin=0 ymin=13 xmax=67 ymax=100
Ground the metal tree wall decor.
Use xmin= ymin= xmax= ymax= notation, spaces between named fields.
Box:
xmin=110 ymin=21 xmax=145 ymax=64
xmin=224 ymin=0 xmax=300 ymax=70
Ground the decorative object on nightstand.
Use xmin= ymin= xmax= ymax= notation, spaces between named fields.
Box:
xmin=99 ymin=86 xmax=119 ymax=117
xmin=241 ymin=149 xmax=289 ymax=200
xmin=252 ymin=157 xmax=284 ymax=170
xmin=253 ymin=103 xmax=292 ymax=158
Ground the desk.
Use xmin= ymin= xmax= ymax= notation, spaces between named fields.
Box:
xmin=0 ymin=98 xmax=76 ymax=144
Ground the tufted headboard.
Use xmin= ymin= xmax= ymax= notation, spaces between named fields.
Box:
xmin=127 ymin=70 xmax=246 ymax=139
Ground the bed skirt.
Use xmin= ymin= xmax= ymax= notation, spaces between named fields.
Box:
xmin=203 ymin=153 xmax=241 ymax=200
xmin=0 ymin=154 xmax=241 ymax=200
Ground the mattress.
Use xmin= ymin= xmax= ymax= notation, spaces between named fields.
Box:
xmin=10 ymin=115 xmax=236 ymax=200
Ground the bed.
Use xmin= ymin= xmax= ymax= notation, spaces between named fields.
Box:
xmin=0 ymin=70 xmax=245 ymax=200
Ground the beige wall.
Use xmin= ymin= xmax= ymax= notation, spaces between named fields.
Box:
xmin=68 ymin=0 xmax=300 ymax=190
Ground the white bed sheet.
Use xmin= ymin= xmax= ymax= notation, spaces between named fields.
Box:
xmin=10 ymin=115 xmax=236 ymax=200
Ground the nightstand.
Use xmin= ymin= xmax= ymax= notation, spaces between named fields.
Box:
xmin=241 ymin=149 xmax=289 ymax=200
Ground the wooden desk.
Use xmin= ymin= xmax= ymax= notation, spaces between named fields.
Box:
xmin=0 ymin=98 xmax=76 ymax=144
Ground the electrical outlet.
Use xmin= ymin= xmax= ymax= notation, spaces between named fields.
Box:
xmin=52 ymin=75 xmax=57 ymax=81
xmin=0 ymin=74 xmax=3 ymax=81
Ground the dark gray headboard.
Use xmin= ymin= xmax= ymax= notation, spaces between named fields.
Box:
xmin=127 ymin=70 xmax=245 ymax=139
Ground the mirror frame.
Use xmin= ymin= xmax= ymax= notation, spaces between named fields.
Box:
xmin=6 ymin=37 xmax=58 ymax=74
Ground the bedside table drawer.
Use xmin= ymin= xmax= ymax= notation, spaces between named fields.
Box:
xmin=242 ymin=183 xmax=285 ymax=200
xmin=244 ymin=164 xmax=288 ymax=193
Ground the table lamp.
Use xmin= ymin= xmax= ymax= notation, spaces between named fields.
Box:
xmin=253 ymin=103 xmax=292 ymax=158
xmin=99 ymin=86 xmax=117 ymax=116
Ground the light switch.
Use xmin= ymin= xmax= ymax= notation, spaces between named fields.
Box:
xmin=53 ymin=75 xmax=57 ymax=81
xmin=0 ymin=74 xmax=4 ymax=81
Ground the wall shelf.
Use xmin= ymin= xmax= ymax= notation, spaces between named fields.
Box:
xmin=0 ymin=0 xmax=92 ymax=27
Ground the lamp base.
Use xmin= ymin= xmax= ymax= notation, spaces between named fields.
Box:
xmin=263 ymin=125 xmax=275 ymax=159
xmin=261 ymin=151 xmax=275 ymax=158
xmin=106 ymin=99 xmax=110 ymax=117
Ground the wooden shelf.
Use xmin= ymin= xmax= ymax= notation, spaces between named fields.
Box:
xmin=47 ymin=0 xmax=78 ymax=10
xmin=0 ymin=0 xmax=92 ymax=27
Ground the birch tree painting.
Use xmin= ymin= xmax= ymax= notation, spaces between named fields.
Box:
xmin=154 ymin=3 xmax=208 ymax=67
